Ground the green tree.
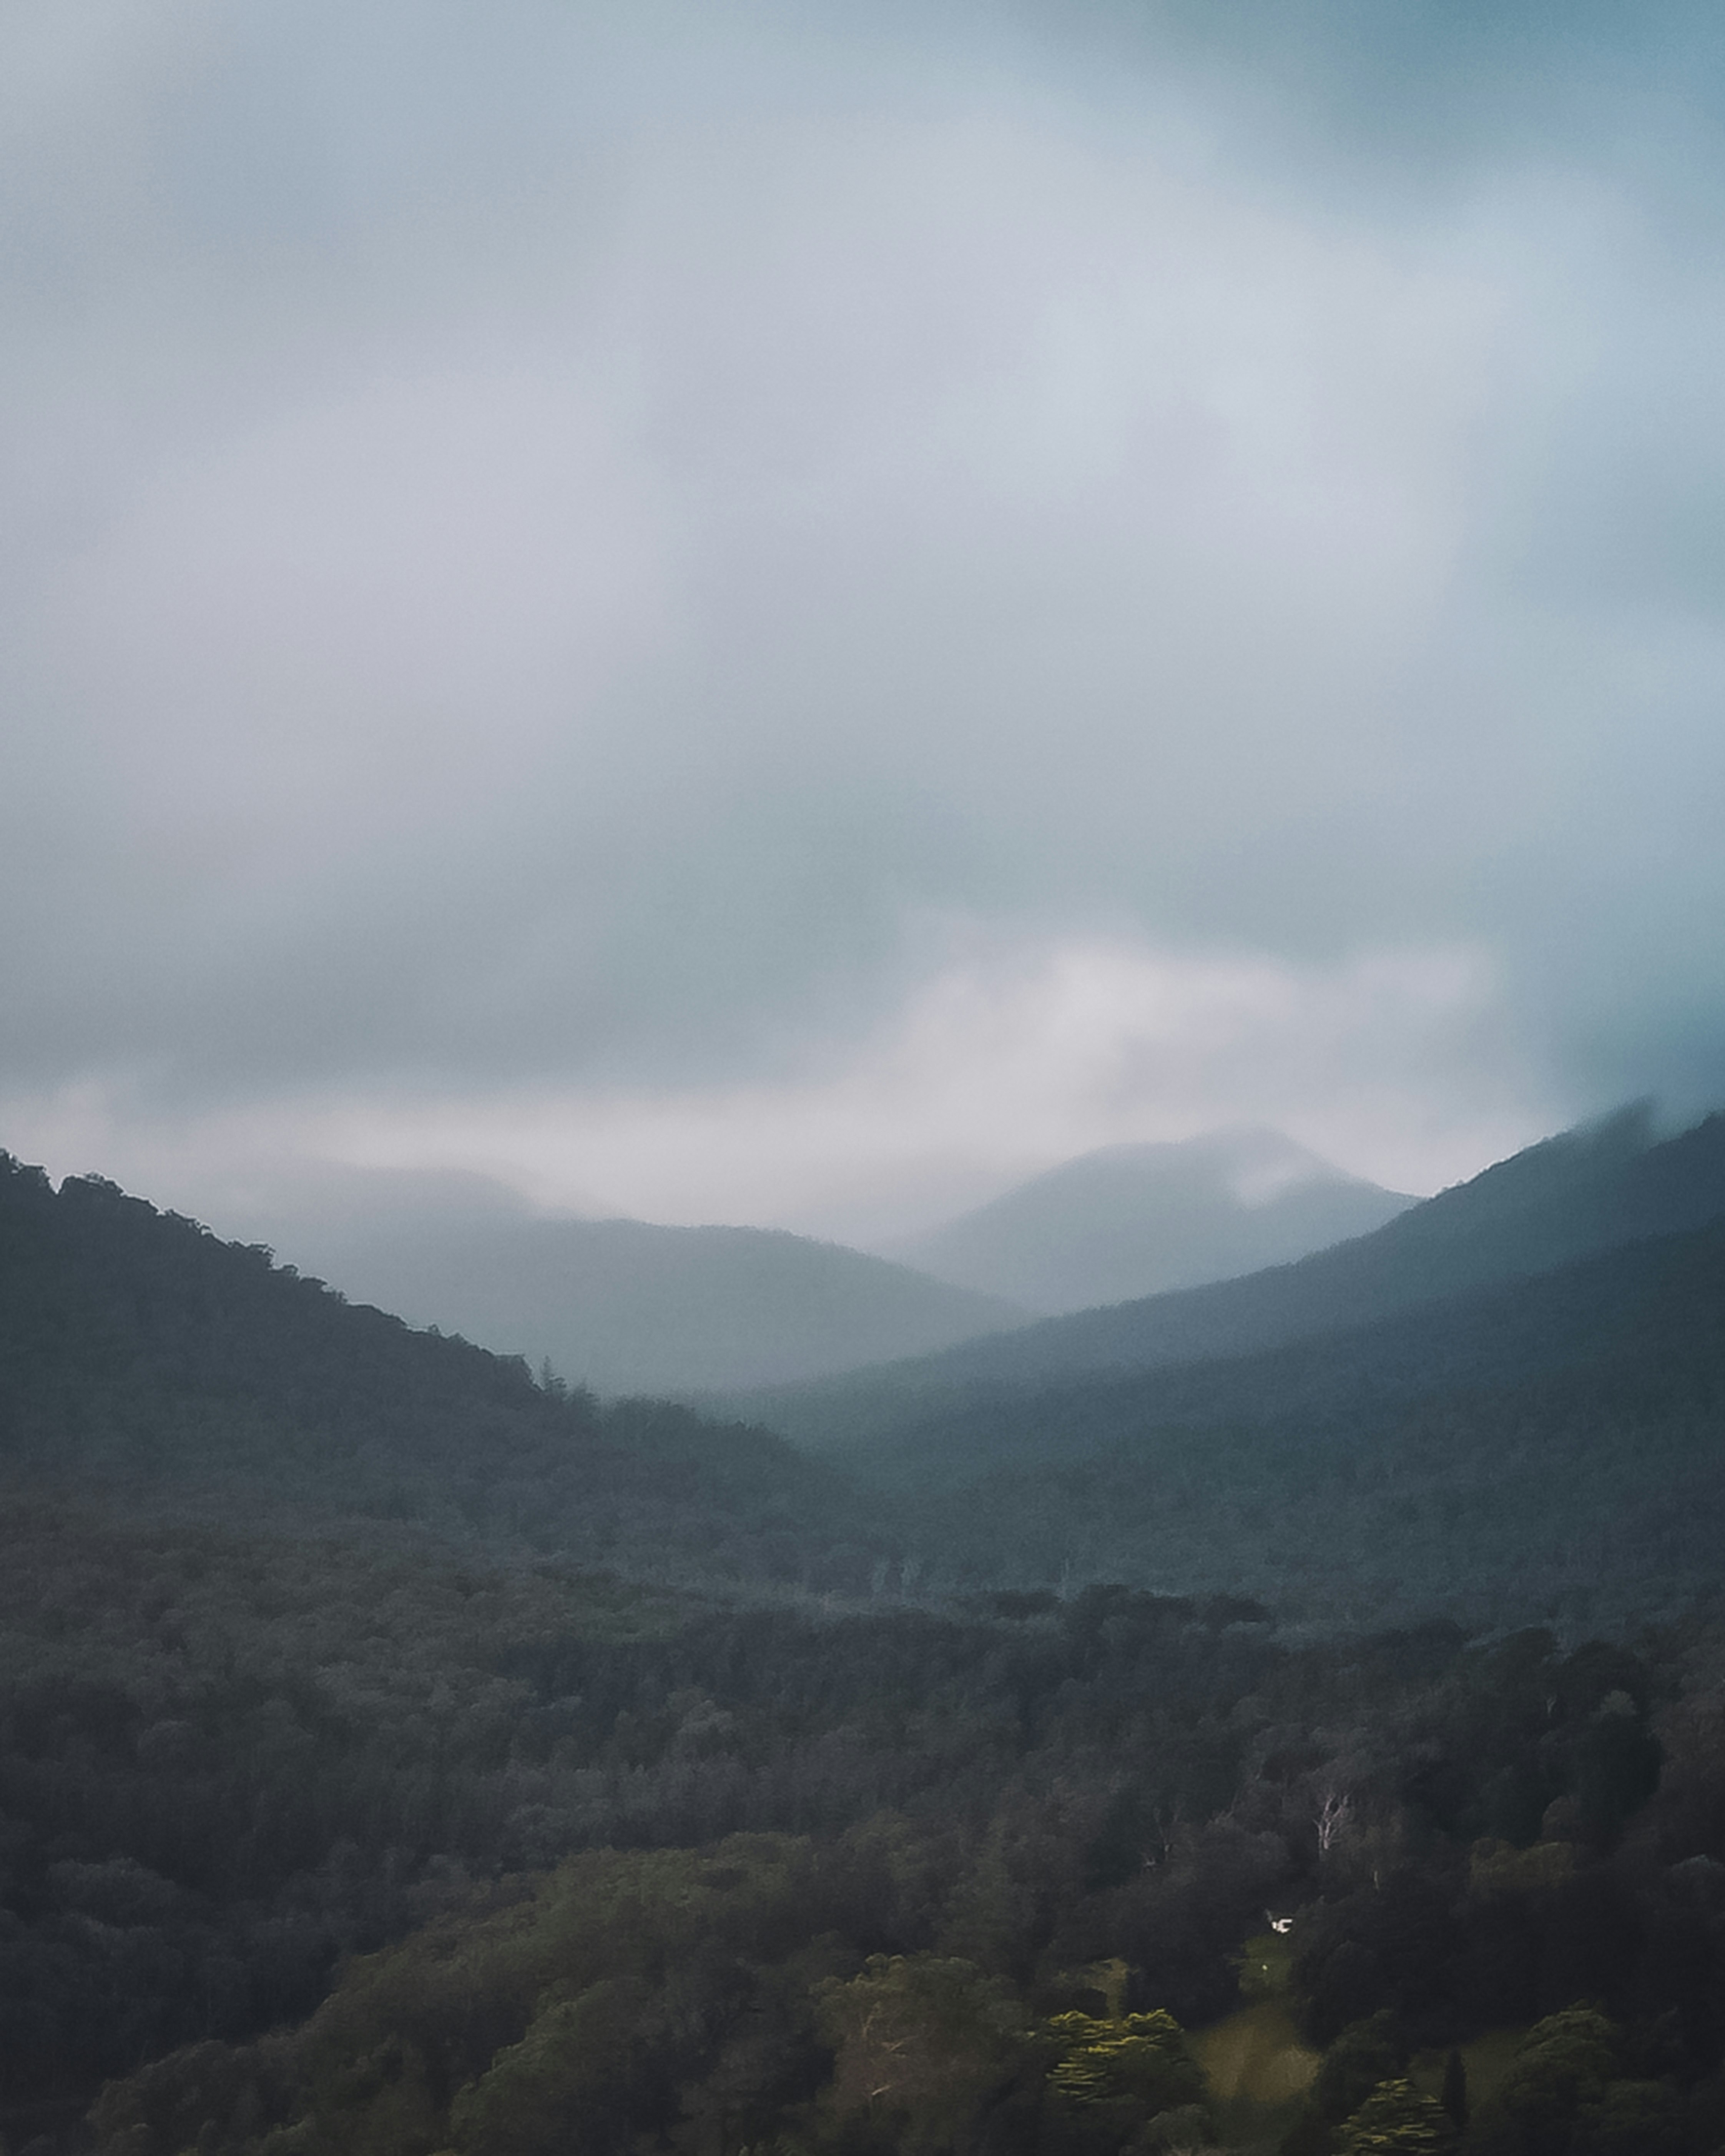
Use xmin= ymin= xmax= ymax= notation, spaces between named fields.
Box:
xmin=1493 ymin=2006 xmax=1622 ymax=2156
xmin=449 ymin=1980 xmax=641 ymax=2156
xmin=1041 ymin=2007 xmax=1210 ymax=2153
xmin=1335 ymin=2078 xmax=1455 ymax=2155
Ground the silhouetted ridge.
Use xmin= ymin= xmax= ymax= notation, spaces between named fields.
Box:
xmin=2 ymin=1160 xmax=527 ymax=1417
xmin=0 ymin=1152 xmax=883 ymax=1586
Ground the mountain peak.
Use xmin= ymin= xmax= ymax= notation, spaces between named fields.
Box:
xmin=882 ymin=1127 xmax=1413 ymax=1314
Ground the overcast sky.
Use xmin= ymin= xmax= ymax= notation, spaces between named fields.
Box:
xmin=5 ymin=0 xmax=1725 ymax=1242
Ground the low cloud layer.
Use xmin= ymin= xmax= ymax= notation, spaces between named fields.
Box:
xmin=5 ymin=3 xmax=1723 ymax=1235
xmin=0 ymin=933 xmax=1550 ymax=1243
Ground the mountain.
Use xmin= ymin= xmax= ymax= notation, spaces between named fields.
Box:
xmin=0 ymin=1152 xmax=890 ymax=1590
xmin=843 ymin=1210 xmax=1725 ymax=1629
xmin=261 ymin=1176 xmax=1026 ymax=1394
xmin=882 ymin=1128 xmax=1414 ymax=1313
xmin=9 ymin=1150 xmax=1725 ymax=2147
xmin=731 ymin=1104 xmax=1725 ymax=1446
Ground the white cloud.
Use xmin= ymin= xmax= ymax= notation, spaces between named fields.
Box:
xmin=0 ymin=931 xmax=1555 ymax=1244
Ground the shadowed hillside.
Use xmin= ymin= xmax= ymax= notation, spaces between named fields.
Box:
xmin=826 ymin=1213 xmax=1725 ymax=1629
xmin=0 ymin=1152 xmax=888 ymax=1590
xmin=732 ymin=1106 xmax=1725 ymax=1448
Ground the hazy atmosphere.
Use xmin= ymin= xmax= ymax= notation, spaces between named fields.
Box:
xmin=7 ymin=0 xmax=1725 ymax=1242
xmin=13 ymin=17 xmax=1725 ymax=2146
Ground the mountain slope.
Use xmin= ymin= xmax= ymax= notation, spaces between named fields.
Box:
xmin=734 ymin=1105 xmax=1725 ymax=1446
xmin=871 ymin=1213 xmax=1725 ymax=1627
xmin=851 ymin=1211 xmax=1725 ymax=1491
xmin=884 ymin=1128 xmax=1414 ymax=1313
xmin=268 ymin=1184 xmax=1026 ymax=1394
xmin=0 ymin=1153 xmax=889 ymax=1589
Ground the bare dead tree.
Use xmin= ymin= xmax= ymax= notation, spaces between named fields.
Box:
xmin=1312 ymin=1784 xmax=1353 ymax=1852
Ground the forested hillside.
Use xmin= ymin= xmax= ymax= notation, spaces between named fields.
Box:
xmin=9 ymin=1131 xmax=1725 ymax=1633
xmin=7 ymin=1141 xmax=1725 ymax=2156
xmin=50 ymin=1572 xmax=1725 ymax=2156
xmin=735 ymin=1106 xmax=1725 ymax=1447
xmin=797 ymin=1216 xmax=1725 ymax=1629
xmin=0 ymin=1153 xmax=886 ymax=1591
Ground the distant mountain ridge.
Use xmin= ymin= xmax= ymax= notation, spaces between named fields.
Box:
xmin=8 ymin=1112 xmax=1725 ymax=1632
xmin=271 ymin=1197 xmax=1027 ymax=1395
xmin=730 ymin=1104 xmax=1725 ymax=1446
xmin=882 ymin=1127 xmax=1414 ymax=1313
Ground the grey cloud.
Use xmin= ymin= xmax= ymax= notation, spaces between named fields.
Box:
xmin=3 ymin=0 xmax=1725 ymax=1206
